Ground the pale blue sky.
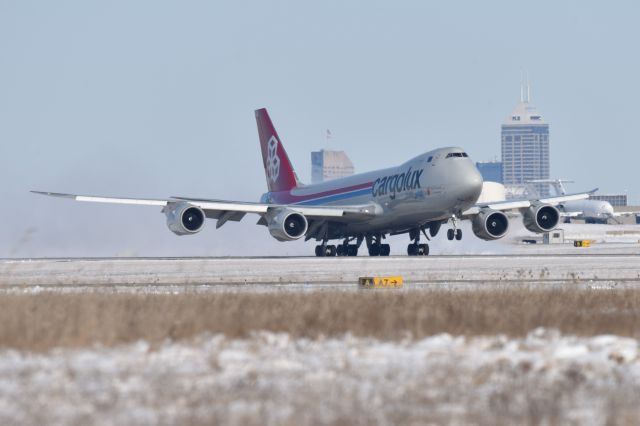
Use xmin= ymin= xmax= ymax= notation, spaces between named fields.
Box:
xmin=1 ymin=1 xmax=639 ymax=256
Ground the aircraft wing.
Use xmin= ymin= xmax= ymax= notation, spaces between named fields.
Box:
xmin=612 ymin=211 xmax=638 ymax=217
xmin=31 ymin=191 xmax=380 ymax=227
xmin=461 ymin=190 xmax=595 ymax=216
xmin=560 ymin=211 xmax=583 ymax=218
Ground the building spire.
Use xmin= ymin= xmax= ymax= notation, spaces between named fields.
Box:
xmin=520 ymin=70 xmax=532 ymax=103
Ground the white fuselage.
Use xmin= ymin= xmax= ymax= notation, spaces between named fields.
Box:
xmin=560 ymin=199 xmax=614 ymax=221
xmin=263 ymin=147 xmax=484 ymax=237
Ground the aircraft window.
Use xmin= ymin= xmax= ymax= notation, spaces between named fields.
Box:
xmin=445 ymin=152 xmax=469 ymax=158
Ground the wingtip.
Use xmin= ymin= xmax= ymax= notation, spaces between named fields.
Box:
xmin=30 ymin=191 xmax=76 ymax=199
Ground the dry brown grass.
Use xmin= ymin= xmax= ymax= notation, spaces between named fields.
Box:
xmin=1 ymin=288 xmax=639 ymax=351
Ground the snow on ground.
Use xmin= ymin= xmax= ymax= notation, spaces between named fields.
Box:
xmin=0 ymin=330 xmax=639 ymax=425
xmin=559 ymin=223 xmax=640 ymax=243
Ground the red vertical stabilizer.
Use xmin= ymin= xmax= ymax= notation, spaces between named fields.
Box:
xmin=255 ymin=108 xmax=300 ymax=192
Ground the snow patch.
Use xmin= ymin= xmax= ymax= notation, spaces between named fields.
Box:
xmin=0 ymin=330 xmax=638 ymax=425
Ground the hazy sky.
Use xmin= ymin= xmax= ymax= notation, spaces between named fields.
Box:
xmin=2 ymin=1 xmax=639 ymax=257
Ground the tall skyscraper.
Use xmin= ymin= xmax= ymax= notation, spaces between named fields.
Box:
xmin=311 ymin=149 xmax=354 ymax=183
xmin=501 ymin=80 xmax=550 ymax=195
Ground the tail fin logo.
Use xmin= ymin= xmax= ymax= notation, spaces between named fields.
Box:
xmin=266 ymin=136 xmax=281 ymax=183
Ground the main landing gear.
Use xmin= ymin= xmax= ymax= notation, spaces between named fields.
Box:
xmin=336 ymin=244 xmax=358 ymax=256
xmin=314 ymin=244 xmax=336 ymax=257
xmin=407 ymin=243 xmax=429 ymax=256
xmin=336 ymin=236 xmax=362 ymax=257
xmin=315 ymin=236 xmax=364 ymax=257
xmin=314 ymin=235 xmax=391 ymax=257
xmin=407 ymin=228 xmax=429 ymax=256
xmin=368 ymin=242 xmax=391 ymax=257
xmin=366 ymin=234 xmax=390 ymax=257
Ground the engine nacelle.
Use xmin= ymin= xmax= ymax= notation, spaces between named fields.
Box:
xmin=267 ymin=208 xmax=308 ymax=241
xmin=164 ymin=202 xmax=206 ymax=236
xmin=521 ymin=203 xmax=560 ymax=233
xmin=471 ymin=209 xmax=510 ymax=241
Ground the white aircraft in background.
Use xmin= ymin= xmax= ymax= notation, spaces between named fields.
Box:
xmin=33 ymin=109 xmax=592 ymax=257
xmin=528 ymin=180 xmax=636 ymax=224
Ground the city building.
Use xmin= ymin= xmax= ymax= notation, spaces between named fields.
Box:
xmin=476 ymin=161 xmax=503 ymax=183
xmin=311 ymin=149 xmax=354 ymax=183
xmin=501 ymin=81 xmax=550 ymax=195
xmin=589 ymin=194 xmax=628 ymax=207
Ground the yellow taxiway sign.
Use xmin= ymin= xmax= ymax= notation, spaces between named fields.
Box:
xmin=358 ymin=276 xmax=404 ymax=289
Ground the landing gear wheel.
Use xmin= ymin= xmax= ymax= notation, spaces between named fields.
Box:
xmin=368 ymin=244 xmax=381 ymax=256
xmin=455 ymin=229 xmax=462 ymax=241
xmin=336 ymin=245 xmax=346 ymax=256
xmin=419 ymin=243 xmax=429 ymax=256
xmin=325 ymin=245 xmax=337 ymax=257
xmin=407 ymin=243 xmax=418 ymax=256
xmin=380 ymin=244 xmax=391 ymax=256
xmin=347 ymin=245 xmax=358 ymax=256
xmin=447 ymin=229 xmax=455 ymax=241
xmin=315 ymin=245 xmax=324 ymax=257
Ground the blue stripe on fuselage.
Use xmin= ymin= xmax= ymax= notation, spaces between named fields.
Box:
xmin=294 ymin=187 xmax=372 ymax=206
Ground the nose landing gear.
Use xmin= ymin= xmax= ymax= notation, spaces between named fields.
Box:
xmin=447 ymin=216 xmax=463 ymax=241
xmin=447 ymin=229 xmax=462 ymax=241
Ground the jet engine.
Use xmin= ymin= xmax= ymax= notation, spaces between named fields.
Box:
xmin=471 ymin=209 xmax=509 ymax=241
xmin=164 ymin=202 xmax=206 ymax=235
xmin=267 ymin=208 xmax=308 ymax=241
xmin=521 ymin=203 xmax=560 ymax=233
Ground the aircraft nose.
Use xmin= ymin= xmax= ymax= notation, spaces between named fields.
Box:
xmin=456 ymin=164 xmax=483 ymax=203
xmin=468 ymin=168 xmax=484 ymax=200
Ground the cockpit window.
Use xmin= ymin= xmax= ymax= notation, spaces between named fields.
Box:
xmin=427 ymin=156 xmax=433 ymax=162
xmin=445 ymin=152 xmax=468 ymax=158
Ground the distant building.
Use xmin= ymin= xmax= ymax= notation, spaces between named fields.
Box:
xmin=311 ymin=149 xmax=354 ymax=183
xmin=590 ymin=194 xmax=628 ymax=207
xmin=476 ymin=161 xmax=503 ymax=183
xmin=501 ymin=81 xmax=550 ymax=196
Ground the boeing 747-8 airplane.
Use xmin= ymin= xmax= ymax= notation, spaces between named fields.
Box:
xmin=33 ymin=109 xmax=591 ymax=256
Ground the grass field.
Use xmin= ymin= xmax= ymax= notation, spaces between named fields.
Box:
xmin=1 ymin=288 xmax=639 ymax=350
xmin=1 ymin=288 xmax=640 ymax=425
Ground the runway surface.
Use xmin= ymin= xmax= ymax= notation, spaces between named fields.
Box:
xmin=2 ymin=251 xmax=640 ymax=293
